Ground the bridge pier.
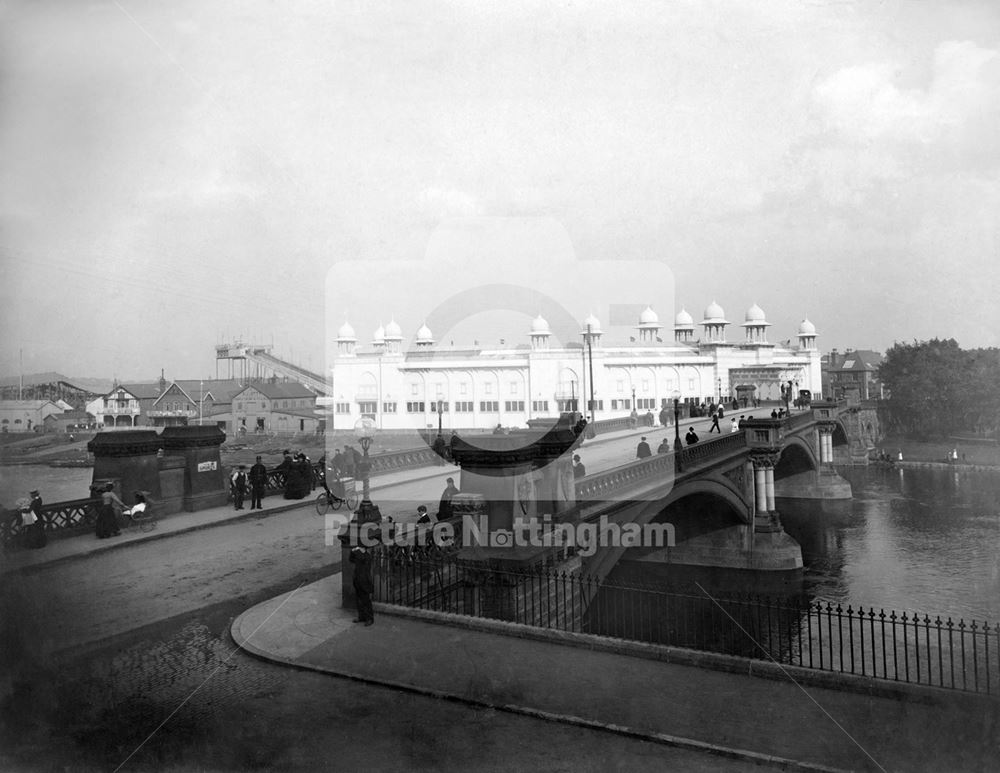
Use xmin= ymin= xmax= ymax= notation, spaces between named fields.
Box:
xmin=773 ymin=424 xmax=852 ymax=501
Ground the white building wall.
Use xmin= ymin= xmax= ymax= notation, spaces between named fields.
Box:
xmin=330 ymin=334 xmax=822 ymax=431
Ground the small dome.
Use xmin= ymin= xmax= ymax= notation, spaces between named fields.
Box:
xmin=798 ymin=319 xmax=816 ymax=335
xmin=703 ymin=301 xmax=726 ymax=322
xmin=372 ymin=324 xmax=385 ymax=343
xmin=744 ymin=303 xmax=767 ymax=323
xmin=639 ymin=306 xmax=659 ymax=325
xmin=582 ymin=313 xmax=602 ymax=333
xmin=384 ymin=318 xmax=402 ymax=338
xmin=530 ymin=314 xmax=550 ymax=334
xmin=337 ymin=320 xmax=356 ymax=340
xmin=675 ymin=308 xmax=694 ymax=326
xmin=416 ymin=322 xmax=434 ymax=342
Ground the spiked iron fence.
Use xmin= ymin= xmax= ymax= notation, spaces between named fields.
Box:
xmin=372 ymin=554 xmax=1000 ymax=696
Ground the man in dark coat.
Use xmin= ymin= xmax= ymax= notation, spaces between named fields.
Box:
xmin=432 ymin=434 xmax=447 ymax=465
xmin=659 ymin=407 xmax=670 ymax=428
xmin=572 ymin=454 xmax=586 ymax=478
xmin=437 ymin=477 xmax=459 ymax=521
xmin=636 ymin=437 xmax=652 ymax=459
xmin=249 ymin=456 xmax=268 ymax=510
xmin=349 ymin=546 xmax=374 ymax=625
xmin=231 ymin=465 xmax=248 ymax=510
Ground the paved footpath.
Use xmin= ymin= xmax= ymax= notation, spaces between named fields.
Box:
xmin=233 ymin=575 xmax=1000 ymax=773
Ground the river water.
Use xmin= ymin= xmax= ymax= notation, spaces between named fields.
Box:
xmin=3 ymin=463 xmax=998 ymax=623
xmin=0 ymin=465 xmax=94 ymax=505
xmin=780 ymin=465 xmax=1000 ymax=624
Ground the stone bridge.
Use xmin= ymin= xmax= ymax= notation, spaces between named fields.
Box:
xmin=450 ymin=400 xmax=858 ymax=586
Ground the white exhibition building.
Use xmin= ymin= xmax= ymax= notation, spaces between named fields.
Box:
xmin=329 ymin=302 xmax=821 ymax=431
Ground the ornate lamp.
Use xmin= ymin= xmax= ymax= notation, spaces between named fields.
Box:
xmin=353 ymin=416 xmax=380 ymax=524
xmin=671 ymin=389 xmax=683 ymax=470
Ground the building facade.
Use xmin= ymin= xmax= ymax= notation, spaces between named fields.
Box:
xmin=0 ymin=400 xmax=63 ymax=432
xmin=231 ymin=382 xmax=320 ymax=435
xmin=329 ymin=303 xmax=823 ymax=432
xmin=822 ymin=349 xmax=883 ymax=401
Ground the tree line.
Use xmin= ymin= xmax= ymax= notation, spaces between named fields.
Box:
xmin=878 ymin=339 xmax=1000 ymax=439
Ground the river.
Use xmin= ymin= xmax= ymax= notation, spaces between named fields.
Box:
xmin=0 ymin=465 xmax=95 ymax=505
xmin=780 ymin=465 xmax=1000 ymax=623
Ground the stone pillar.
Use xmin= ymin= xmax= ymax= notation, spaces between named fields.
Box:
xmin=160 ymin=425 xmax=228 ymax=511
xmin=749 ymin=450 xmax=782 ymax=533
xmin=754 ymin=465 xmax=767 ymax=514
xmin=88 ymin=430 xmax=163 ymax=507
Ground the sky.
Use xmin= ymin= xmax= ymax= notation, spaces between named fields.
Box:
xmin=2 ymin=0 xmax=999 ymax=382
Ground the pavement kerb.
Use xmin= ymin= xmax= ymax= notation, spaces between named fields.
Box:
xmin=230 ymin=610 xmax=848 ymax=773
xmin=371 ymin=603 xmax=1000 ymax=709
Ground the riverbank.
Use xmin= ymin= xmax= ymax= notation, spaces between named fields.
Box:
xmin=878 ymin=434 xmax=1000 ymax=467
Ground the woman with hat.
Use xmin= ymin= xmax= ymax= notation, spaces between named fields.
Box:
xmin=95 ymin=482 xmax=125 ymax=539
xmin=17 ymin=490 xmax=47 ymax=549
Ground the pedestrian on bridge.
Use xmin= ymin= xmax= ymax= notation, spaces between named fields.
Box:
xmin=709 ymin=412 xmax=721 ymax=433
xmin=437 ymin=477 xmax=460 ymax=521
xmin=350 ymin=546 xmax=375 ymax=626
xmin=231 ymin=465 xmax=248 ymax=510
xmin=249 ymin=456 xmax=267 ymax=510
xmin=685 ymin=428 xmax=699 ymax=445
xmin=636 ymin=437 xmax=652 ymax=458
xmin=657 ymin=438 xmax=670 ymax=454
xmin=573 ymin=454 xmax=586 ymax=478
xmin=730 ymin=417 xmax=738 ymax=433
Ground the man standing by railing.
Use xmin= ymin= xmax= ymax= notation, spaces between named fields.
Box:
xmin=249 ymin=455 xmax=267 ymax=510
xmin=350 ymin=546 xmax=374 ymax=626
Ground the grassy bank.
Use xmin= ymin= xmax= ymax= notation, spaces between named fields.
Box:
xmin=879 ymin=434 xmax=1000 ymax=466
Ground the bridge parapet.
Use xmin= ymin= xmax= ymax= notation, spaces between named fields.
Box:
xmin=679 ymin=430 xmax=748 ymax=470
xmin=574 ymin=452 xmax=673 ymax=502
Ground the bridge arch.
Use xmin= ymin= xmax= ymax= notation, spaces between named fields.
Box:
xmin=775 ymin=435 xmax=818 ymax=479
xmin=649 ymin=477 xmax=753 ymax=526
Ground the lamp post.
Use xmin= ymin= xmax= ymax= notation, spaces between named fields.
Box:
xmin=584 ymin=324 xmax=596 ymax=424
xmin=353 ymin=416 xmax=380 ymax=524
xmin=718 ymin=378 xmax=722 ymax=403
xmin=437 ymin=399 xmax=443 ymax=438
xmin=671 ymin=389 xmax=682 ymax=471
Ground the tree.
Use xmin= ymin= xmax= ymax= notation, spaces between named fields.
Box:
xmin=878 ymin=339 xmax=969 ymax=438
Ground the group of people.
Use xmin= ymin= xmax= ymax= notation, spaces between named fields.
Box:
xmin=230 ymin=456 xmax=269 ymax=510
xmin=275 ymin=450 xmax=314 ymax=500
xmin=89 ymin=482 xmax=149 ymax=539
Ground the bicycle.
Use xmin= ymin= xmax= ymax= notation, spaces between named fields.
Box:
xmin=314 ymin=480 xmax=358 ymax=515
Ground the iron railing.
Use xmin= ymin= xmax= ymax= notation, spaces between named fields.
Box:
xmin=372 ymin=555 xmax=1000 ymax=696
xmin=1 ymin=497 xmax=99 ymax=544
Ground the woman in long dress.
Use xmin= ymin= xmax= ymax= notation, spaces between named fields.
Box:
xmin=95 ymin=482 xmax=125 ymax=538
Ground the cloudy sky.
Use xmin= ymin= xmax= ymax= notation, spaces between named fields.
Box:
xmin=2 ymin=0 xmax=999 ymax=381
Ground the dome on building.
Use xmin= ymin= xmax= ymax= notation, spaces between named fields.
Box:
xmin=703 ymin=301 xmax=726 ymax=322
xmin=372 ymin=324 xmax=385 ymax=343
xmin=744 ymin=303 xmax=767 ymax=323
xmin=416 ymin=322 xmax=434 ymax=343
xmin=582 ymin=313 xmax=602 ymax=333
xmin=798 ymin=319 xmax=816 ymax=335
xmin=675 ymin=308 xmax=694 ymax=326
xmin=639 ymin=306 xmax=659 ymax=325
xmin=337 ymin=320 xmax=356 ymax=340
xmin=384 ymin=318 xmax=402 ymax=339
xmin=530 ymin=314 xmax=551 ymax=334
